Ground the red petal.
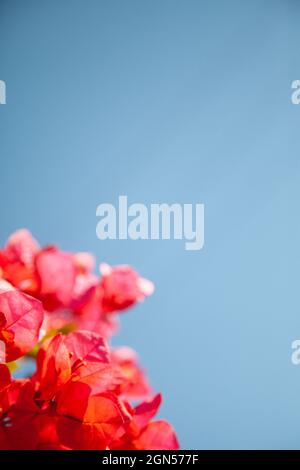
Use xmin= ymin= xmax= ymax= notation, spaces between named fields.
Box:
xmin=0 ymin=229 xmax=39 ymax=294
xmin=64 ymin=330 xmax=110 ymax=366
xmin=71 ymin=362 xmax=122 ymax=395
xmin=99 ymin=264 xmax=154 ymax=314
xmin=3 ymin=229 xmax=39 ymax=266
xmin=112 ymin=347 xmax=151 ymax=400
xmin=133 ymin=420 xmax=179 ymax=450
xmin=0 ymin=364 xmax=11 ymax=391
xmin=133 ymin=394 xmax=162 ymax=430
xmin=73 ymin=252 xmax=95 ymax=274
xmin=56 ymin=382 xmax=131 ymax=449
xmin=57 ymin=382 xmax=130 ymax=423
xmin=36 ymin=334 xmax=71 ymax=400
xmin=0 ymin=280 xmax=44 ymax=362
xmin=0 ymin=380 xmax=40 ymax=449
xmin=35 ymin=415 xmax=70 ymax=450
xmin=35 ymin=247 xmax=76 ymax=311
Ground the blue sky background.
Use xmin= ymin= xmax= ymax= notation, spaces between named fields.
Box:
xmin=1 ymin=0 xmax=300 ymax=449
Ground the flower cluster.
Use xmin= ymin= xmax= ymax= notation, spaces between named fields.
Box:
xmin=0 ymin=229 xmax=179 ymax=450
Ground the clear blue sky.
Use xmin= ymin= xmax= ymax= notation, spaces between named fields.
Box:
xmin=1 ymin=0 xmax=300 ymax=449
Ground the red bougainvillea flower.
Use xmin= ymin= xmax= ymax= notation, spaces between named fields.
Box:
xmin=0 ymin=229 xmax=39 ymax=294
xmin=111 ymin=394 xmax=179 ymax=450
xmin=0 ymin=280 xmax=44 ymax=362
xmin=73 ymin=252 xmax=95 ymax=275
xmin=98 ymin=263 xmax=154 ymax=314
xmin=0 ymin=328 xmax=179 ymax=449
xmin=33 ymin=331 xmax=132 ymax=449
xmin=131 ymin=420 xmax=180 ymax=450
xmin=35 ymin=247 xmax=76 ymax=312
xmin=70 ymin=263 xmax=154 ymax=336
xmin=71 ymin=253 xmax=98 ymax=306
xmin=56 ymin=385 xmax=132 ymax=450
xmin=34 ymin=331 xmax=119 ymax=400
xmin=0 ymin=372 xmax=41 ymax=450
xmin=0 ymin=231 xmax=155 ymax=337
xmin=0 ymin=230 xmax=179 ymax=450
xmin=70 ymin=282 xmax=119 ymax=337
xmin=111 ymin=347 xmax=151 ymax=400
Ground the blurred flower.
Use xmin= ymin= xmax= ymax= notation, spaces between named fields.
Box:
xmin=0 ymin=229 xmax=178 ymax=450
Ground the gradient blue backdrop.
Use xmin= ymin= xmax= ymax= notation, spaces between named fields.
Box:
xmin=1 ymin=0 xmax=300 ymax=449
